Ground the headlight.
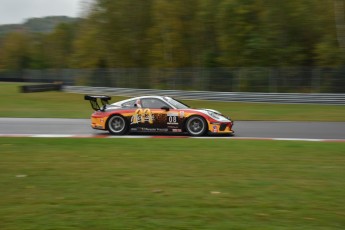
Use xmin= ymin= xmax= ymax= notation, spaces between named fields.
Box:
xmin=207 ymin=111 xmax=221 ymax=119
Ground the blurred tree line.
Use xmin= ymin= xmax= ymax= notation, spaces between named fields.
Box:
xmin=0 ymin=0 xmax=344 ymax=71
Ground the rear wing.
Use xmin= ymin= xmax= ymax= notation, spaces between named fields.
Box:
xmin=84 ymin=95 xmax=111 ymax=111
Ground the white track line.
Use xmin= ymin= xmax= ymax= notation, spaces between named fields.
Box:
xmin=0 ymin=134 xmax=344 ymax=142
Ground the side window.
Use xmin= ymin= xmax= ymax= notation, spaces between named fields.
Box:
xmin=122 ymin=100 xmax=136 ymax=108
xmin=141 ymin=98 xmax=170 ymax=109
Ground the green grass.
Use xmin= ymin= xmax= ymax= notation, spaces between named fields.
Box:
xmin=0 ymin=83 xmax=126 ymax=119
xmin=1 ymin=83 xmax=343 ymax=230
xmin=1 ymin=83 xmax=344 ymax=121
xmin=0 ymin=138 xmax=344 ymax=229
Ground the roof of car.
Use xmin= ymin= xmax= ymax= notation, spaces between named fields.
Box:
xmin=111 ymin=95 xmax=170 ymax=105
xmin=134 ymin=95 xmax=166 ymax=99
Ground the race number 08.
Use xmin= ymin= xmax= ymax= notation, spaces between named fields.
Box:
xmin=168 ymin=116 xmax=177 ymax=123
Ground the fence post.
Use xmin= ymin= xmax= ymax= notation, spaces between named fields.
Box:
xmin=269 ymin=68 xmax=275 ymax=93
xmin=312 ymin=67 xmax=321 ymax=93
xmin=235 ymin=68 xmax=242 ymax=92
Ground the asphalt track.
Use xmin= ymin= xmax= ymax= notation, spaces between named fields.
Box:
xmin=0 ymin=118 xmax=344 ymax=140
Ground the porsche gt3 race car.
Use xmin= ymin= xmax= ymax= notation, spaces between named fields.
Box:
xmin=84 ymin=95 xmax=234 ymax=136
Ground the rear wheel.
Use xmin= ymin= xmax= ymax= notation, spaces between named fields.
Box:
xmin=185 ymin=116 xmax=207 ymax=136
xmin=107 ymin=115 xmax=128 ymax=135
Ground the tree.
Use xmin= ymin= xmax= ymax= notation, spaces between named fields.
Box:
xmin=43 ymin=23 xmax=76 ymax=68
xmin=72 ymin=0 xmax=153 ymax=68
xmin=0 ymin=32 xmax=31 ymax=70
xmin=148 ymin=0 xmax=199 ymax=67
xmin=1 ymin=0 xmax=343 ymax=70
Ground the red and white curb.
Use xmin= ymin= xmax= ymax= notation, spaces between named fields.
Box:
xmin=0 ymin=134 xmax=344 ymax=142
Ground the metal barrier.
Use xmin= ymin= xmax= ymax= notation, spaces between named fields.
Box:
xmin=21 ymin=83 xmax=63 ymax=93
xmin=64 ymin=86 xmax=345 ymax=105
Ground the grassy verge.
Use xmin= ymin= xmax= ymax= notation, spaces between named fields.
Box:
xmin=0 ymin=138 xmax=344 ymax=229
xmin=0 ymin=83 xmax=344 ymax=121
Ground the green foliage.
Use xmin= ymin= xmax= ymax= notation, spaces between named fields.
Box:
xmin=0 ymin=32 xmax=31 ymax=70
xmin=70 ymin=0 xmax=154 ymax=68
xmin=149 ymin=0 xmax=199 ymax=67
xmin=0 ymin=17 xmax=80 ymax=70
xmin=44 ymin=23 xmax=76 ymax=68
xmin=0 ymin=1 xmax=344 ymax=70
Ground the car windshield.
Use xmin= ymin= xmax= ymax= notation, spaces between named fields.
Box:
xmin=164 ymin=97 xmax=190 ymax=109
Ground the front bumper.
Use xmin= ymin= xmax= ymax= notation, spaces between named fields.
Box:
xmin=209 ymin=121 xmax=234 ymax=134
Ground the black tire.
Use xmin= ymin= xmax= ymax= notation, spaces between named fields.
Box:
xmin=106 ymin=115 xmax=128 ymax=135
xmin=185 ymin=116 xmax=207 ymax=136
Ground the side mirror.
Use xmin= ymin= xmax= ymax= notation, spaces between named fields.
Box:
xmin=161 ymin=106 xmax=170 ymax=111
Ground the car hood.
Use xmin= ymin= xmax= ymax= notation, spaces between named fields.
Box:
xmin=196 ymin=108 xmax=231 ymax=122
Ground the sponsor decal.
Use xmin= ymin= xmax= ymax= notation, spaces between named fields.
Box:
xmin=137 ymin=127 xmax=168 ymax=132
xmin=141 ymin=127 xmax=156 ymax=132
xmin=157 ymin=128 xmax=169 ymax=132
xmin=213 ymin=125 xmax=218 ymax=133
xmin=172 ymin=129 xmax=182 ymax=132
xmin=180 ymin=111 xmax=185 ymax=118
xmin=131 ymin=109 xmax=154 ymax=124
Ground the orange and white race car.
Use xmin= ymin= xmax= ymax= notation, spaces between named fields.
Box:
xmin=85 ymin=95 xmax=234 ymax=136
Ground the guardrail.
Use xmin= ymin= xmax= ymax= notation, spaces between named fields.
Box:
xmin=21 ymin=83 xmax=63 ymax=93
xmin=64 ymin=86 xmax=345 ymax=105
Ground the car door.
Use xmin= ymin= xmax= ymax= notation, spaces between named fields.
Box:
xmin=120 ymin=99 xmax=142 ymax=132
xmin=140 ymin=98 xmax=172 ymax=132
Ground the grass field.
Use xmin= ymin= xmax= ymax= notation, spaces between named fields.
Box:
xmin=0 ymin=83 xmax=344 ymax=121
xmin=0 ymin=138 xmax=344 ymax=229
xmin=0 ymin=83 xmax=344 ymax=229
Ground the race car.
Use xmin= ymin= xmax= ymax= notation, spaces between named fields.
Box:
xmin=84 ymin=95 xmax=234 ymax=136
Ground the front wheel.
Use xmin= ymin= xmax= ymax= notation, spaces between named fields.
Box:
xmin=107 ymin=115 xmax=128 ymax=135
xmin=185 ymin=116 xmax=207 ymax=136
